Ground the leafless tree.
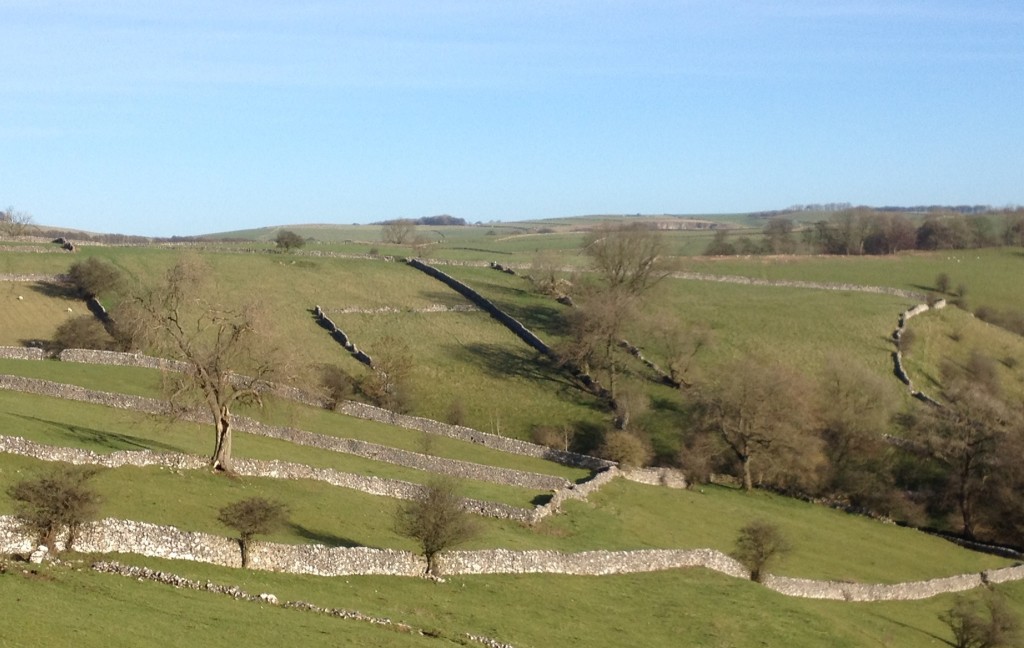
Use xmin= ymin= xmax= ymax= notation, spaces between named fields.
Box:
xmin=381 ymin=219 xmax=416 ymax=245
xmin=582 ymin=223 xmax=666 ymax=293
xmin=732 ymin=519 xmax=791 ymax=582
xmin=394 ymin=478 xmax=478 ymax=576
xmin=695 ymin=360 xmax=820 ymax=492
xmin=127 ymin=255 xmax=294 ymax=472
xmin=8 ymin=465 xmax=101 ymax=552
xmin=0 ymin=206 xmax=36 ymax=237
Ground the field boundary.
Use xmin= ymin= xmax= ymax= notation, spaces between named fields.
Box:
xmin=4 ymin=515 xmax=1022 ymax=601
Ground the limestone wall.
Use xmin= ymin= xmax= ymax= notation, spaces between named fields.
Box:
xmin=0 ymin=348 xmax=47 ymax=361
xmin=4 ymin=514 xmax=1020 ymax=600
xmin=891 ymin=300 xmax=945 ymax=405
xmin=312 ymin=305 xmax=374 ymax=367
xmin=763 ymin=572 xmax=986 ymax=602
xmin=0 ymin=375 xmax=570 ymax=492
xmin=0 ymin=435 xmax=534 ymax=523
xmin=3 ymin=345 xmax=613 ymax=470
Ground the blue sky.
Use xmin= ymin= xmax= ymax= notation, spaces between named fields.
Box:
xmin=2 ymin=1 xmax=1022 ymax=237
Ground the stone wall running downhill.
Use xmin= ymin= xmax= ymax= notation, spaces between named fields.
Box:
xmin=3 ymin=514 xmax=1021 ymax=601
xmin=406 ymin=258 xmax=555 ymax=358
xmin=312 ymin=305 xmax=374 ymax=367
xmin=405 ymin=258 xmax=611 ymax=399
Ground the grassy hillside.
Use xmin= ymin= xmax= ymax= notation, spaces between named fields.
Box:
xmin=2 ymin=223 xmax=1024 ymax=647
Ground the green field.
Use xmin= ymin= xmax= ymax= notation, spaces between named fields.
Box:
xmin=2 ymin=222 xmax=1023 ymax=647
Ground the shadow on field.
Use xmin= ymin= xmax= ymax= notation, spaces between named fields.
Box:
xmin=908 ymin=283 xmax=936 ymax=294
xmin=449 ymin=342 xmax=576 ymax=391
xmin=25 ymin=280 xmax=76 ymax=299
xmin=11 ymin=414 xmax=183 ymax=453
xmin=289 ymin=523 xmax=363 ymax=548
xmin=872 ymin=613 xmax=950 ymax=645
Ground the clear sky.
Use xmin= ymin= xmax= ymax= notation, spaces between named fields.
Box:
xmin=2 ymin=1 xmax=1022 ymax=237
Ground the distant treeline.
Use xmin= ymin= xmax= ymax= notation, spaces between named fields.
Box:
xmin=706 ymin=207 xmax=1024 ymax=256
xmin=377 ymin=215 xmax=467 ymax=227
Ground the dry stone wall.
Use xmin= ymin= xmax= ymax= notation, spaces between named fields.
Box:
xmin=406 ymin=258 xmax=554 ymax=358
xmin=670 ymin=271 xmax=928 ymax=300
xmin=5 ymin=514 xmax=1020 ymax=601
xmin=0 ymin=374 xmax=570 ymax=492
xmin=3 ymin=346 xmax=613 ymax=470
xmin=0 ymin=348 xmax=47 ymax=361
xmin=0 ymin=435 xmax=534 ymax=522
xmin=891 ymin=300 xmax=945 ymax=406
xmin=312 ymin=305 xmax=374 ymax=367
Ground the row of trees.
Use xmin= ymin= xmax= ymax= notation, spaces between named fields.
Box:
xmin=706 ymin=208 xmax=1024 ymax=256
xmin=7 ymin=464 xmax=474 ymax=576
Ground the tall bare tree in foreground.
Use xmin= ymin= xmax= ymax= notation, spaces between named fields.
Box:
xmin=126 ymin=256 xmax=293 ymax=472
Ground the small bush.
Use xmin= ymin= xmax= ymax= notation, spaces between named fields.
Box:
xmin=51 ymin=315 xmax=114 ymax=352
xmin=936 ymin=272 xmax=951 ymax=294
xmin=274 ymin=229 xmax=305 ymax=251
xmin=66 ymin=258 xmax=122 ymax=299
xmin=530 ymin=424 xmax=576 ymax=452
xmin=732 ymin=520 xmax=791 ymax=582
xmin=319 ymin=364 xmax=356 ymax=410
xmin=394 ymin=478 xmax=478 ymax=576
xmin=8 ymin=465 xmax=102 ymax=552
xmin=217 ymin=497 xmax=289 ymax=568
xmin=598 ymin=430 xmax=653 ymax=468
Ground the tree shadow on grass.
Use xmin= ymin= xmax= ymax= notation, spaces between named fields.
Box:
xmin=289 ymin=522 xmax=363 ymax=548
xmin=11 ymin=414 xmax=183 ymax=453
xmin=872 ymin=612 xmax=951 ymax=646
xmin=449 ymin=342 xmax=576 ymax=390
xmin=25 ymin=280 xmax=76 ymax=299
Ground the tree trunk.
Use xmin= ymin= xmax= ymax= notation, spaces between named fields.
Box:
xmin=212 ymin=409 xmax=233 ymax=472
xmin=741 ymin=455 xmax=753 ymax=492
xmin=239 ymin=538 xmax=250 ymax=568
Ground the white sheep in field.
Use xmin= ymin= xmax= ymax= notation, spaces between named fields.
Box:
xmin=17 ymin=295 xmax=23 ymax=300
xmin=66 ymin=307 xmax=73 ymax=313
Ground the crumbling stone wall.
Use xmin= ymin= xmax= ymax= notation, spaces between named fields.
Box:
xmin=312 ymin=305 xmax=374 ymax=367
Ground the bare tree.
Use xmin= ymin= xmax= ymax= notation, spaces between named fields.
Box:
xmin=816 ymin=355 xmax=898 ymax=508
xmin=381 ymin=219 xmax=416 ymax=245
xmin=217 ymin=497 xmax=289 ymax=568
xmin=915 ymin=370 xmax=1016 ymax=539
xmin=394 ymin=478 xmax=478 ymax=576
xmin=560 ymin=287 xmax=636 ymax=400
xmin=360 ymin=335 xmax=414 ymax=413
xmin=0 ymin=206 xmax=35 ymax=237
xmin=582 ymin=223 xmax=666 ymax=293
xmin=127 ymin=255 xmax=293 ymax=472
xmin=941 ymin=593 xmax=1021 ymax=648
xmin=695 ymin=360 xmax=819 ymax=492
xmin=8 ymin=465 xmax=102 ymax=552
